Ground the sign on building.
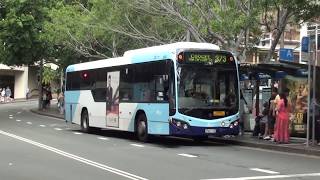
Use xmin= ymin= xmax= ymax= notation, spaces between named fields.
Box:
xmin=279 ymin=48 xmax=294 ymax=62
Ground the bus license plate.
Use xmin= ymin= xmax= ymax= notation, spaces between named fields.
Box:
xmin=205 ymin=129 xmax=216 ymax=134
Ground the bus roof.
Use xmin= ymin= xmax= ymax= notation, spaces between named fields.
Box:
xmin=66 ymin=42 xmax=220 ymax=72
xmin=123 ymin=42 xmax=220 ymax=58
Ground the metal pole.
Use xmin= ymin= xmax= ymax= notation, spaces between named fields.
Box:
xmin=307 ymin=37 xmax=312 ymax=147
xmin=312 ymin=24 xmax=318 ymax=145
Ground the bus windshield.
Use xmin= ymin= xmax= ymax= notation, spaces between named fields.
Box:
xmin=177 ymin=64 xmax=238 ymax=115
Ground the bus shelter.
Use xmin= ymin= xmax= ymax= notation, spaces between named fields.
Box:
xmin=239 ymin=62 xmax=311 ymax=135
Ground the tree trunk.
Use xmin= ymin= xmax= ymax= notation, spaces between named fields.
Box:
xmin=264 ymin=9 xmax=291 ymax=62
xmin=38 ymin=59 xmax=44 ymax=110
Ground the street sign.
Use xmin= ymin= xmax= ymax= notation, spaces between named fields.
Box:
xmin=301 ymin=36 xmax=309 ymax=53
xmin=279 ymin=48 xmax=294 ymax=61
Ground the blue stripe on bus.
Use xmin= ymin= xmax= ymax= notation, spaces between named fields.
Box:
xmin=131 ymin=52 xmax=173 ymax=64
xmin=64 ymin=91 xmax=81 ymax=122
xmin=66 ymin=65 xmax=75 ymax=72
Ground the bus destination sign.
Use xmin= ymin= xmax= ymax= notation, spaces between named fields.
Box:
xmin=182 ymin=52 xmax=233 ymax=65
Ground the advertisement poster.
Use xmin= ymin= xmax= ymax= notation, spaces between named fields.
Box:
xmin=284 ymin=76 xmax=308 ymax=135
xmin=106 ymin=71 xmax=120 ymax=128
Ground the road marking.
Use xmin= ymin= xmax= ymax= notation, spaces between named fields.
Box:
xmin=16 ymin=120 xmax=21 ymax=122
xmin=201 ymin=172 xmax=320 ymax=180
xmin=131 ymin=144 xmax=144 ymax=148
xmin=0 ymin=130 xmax=149 ymax=180
xmin=26 ymin=122 xmax=32 ymax=125
xmin=9 ymin=117 xmax=13 ymax=119
xmin=73 ymin=132 xmax=83 ymax=135
xmin=17 ymin=112 xmax=22 ymax=114
xmin=9 ymin=115 xmax=13 ymax=117
xmin=40 ymin=125 xmax=46 ymax=127
xmin=178 ymin=153 xmax=198 ymax=158
xmin=98 ymin=137 xmax=109 ymax=140
xmin=249 ymin=168 xmax=279 ymax=174
xmin=54 ymin=128 xmax=63 ymax=131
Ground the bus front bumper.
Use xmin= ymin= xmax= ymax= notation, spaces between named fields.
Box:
xmin=169 ymin=124 xmax=239 ymax=137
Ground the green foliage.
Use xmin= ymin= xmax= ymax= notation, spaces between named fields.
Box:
xmin=1 ymin=0 xmax=319 ymax=67
xmin=0 ymin=0 xmax=53 ymax=66
xmin=42 ymin=66 xmax=59 ymax=85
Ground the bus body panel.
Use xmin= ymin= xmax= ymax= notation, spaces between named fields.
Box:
xmin=119 ymin=103 xmax=170 ymax=135
xmin=64 ymin=91 xmax=81 ymax=123
xmin=118 ymin=103 xmax=138 ymax=132
xmin=136 ymin=103 xmax=170 ymax=135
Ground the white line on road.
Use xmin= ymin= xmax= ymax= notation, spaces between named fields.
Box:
xmin=9 ymin=117 xmax=13 ymax=119
xmin=26 ymin=122 xmax=32 ymax=125
xmin=201 ymin=173 xmax=320 ymax=180
xmin=73 ymin=132 xmax=83 ymax=135
xmin=178 ymin=153 xmax=198 ymax=158
xmin=40 ymin=125 xmax=46 ymax=127
xmin=131 ymin=144 xmax=144 ymax=148
xmin=9 ymin=115 xmax=13 ymax=117
xmin=249 ymin=168 xmax=279 ymax=174
xmin=16 ymin=120 xmax=21 ymax=122
xmin=0 ymin=130 xmax=148 ymax=180
xmin=98 ymin=137 xmax=109 ymax=140
xmin=17 ymin=112 xmax=22 ymax=114
xmin=54 ymin=128 xmax=63 ymax=131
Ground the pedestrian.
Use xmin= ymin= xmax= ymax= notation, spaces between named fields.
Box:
xmin=239 ymin=90 xmax=250 ymax=136
xmin=274 ymin=92 xmax=291 ymax=143
xmin=26 ymin=87 xmax=30 ymax=100
xmin=42 ymin=87 xmax=47 ymax=110
xmin=0 ymin=88 xmax=4 ymax=103
xmin=264 ymin=88 xmax=278 ymax=140
xmin=46 ymin=86 xmax=52 ymax=108
xmin=5 ymin=86 xmax=12 ymax=102
xmin=58 ymin=92 xmax=64 ymax=114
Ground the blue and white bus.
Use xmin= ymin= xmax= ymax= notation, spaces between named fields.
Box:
xmin=65 ymin=42 xmax=240 ymax=142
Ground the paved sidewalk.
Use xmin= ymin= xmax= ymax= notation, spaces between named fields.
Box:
xmin=209 ymin=134 xmax=320 ymax=156
xmin=30 ymin=105 xmax=320 ymax=156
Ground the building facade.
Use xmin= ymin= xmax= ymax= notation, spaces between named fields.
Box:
xmin=0 ymin=64 xmax=38 ymax=99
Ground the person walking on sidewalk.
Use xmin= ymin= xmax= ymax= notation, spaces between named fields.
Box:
xmin=0 ymin=88 xmax=4 ymax=103
xmin=5 ymin=86 xmax=12 ymax=102
xmin=58 ymin=92 xmax=64 ymax=114
xmin=274 ymin=93 xmax=291 ymax=143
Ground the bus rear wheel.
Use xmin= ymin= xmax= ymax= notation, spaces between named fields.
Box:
xmin=81 ymin=109 xmax=91 ymax=133
xmin=136 ymin=113 xmax=149 ymax=142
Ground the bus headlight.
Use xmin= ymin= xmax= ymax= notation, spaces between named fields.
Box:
xmin=221 ymin=121 xmax=226 ymax=127
xmin=183 ymin=124 xmax=188 ymax=129
xmin=170 ymin=118 xmax=189 ymax=130
xmin=233 ymin=120 xmax=239 ymax=126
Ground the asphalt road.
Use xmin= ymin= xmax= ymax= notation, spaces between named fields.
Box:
xmin=0 ymin=101 xmax=320 ymax=180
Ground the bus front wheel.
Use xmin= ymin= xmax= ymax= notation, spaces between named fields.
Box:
xmin=81 ymin=109 xmax=91 ymax=133
xmin=136 ymin=113 xmax=149 ymax=142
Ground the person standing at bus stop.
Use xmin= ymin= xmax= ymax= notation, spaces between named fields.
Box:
xmin=274 ymin=92 xmax=291 ymax=143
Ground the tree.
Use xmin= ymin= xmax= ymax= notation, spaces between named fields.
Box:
xmin=0 ymin=0 xmax=54 ymax=109
xmin=262 ymin=0 xmax=320 ymax=62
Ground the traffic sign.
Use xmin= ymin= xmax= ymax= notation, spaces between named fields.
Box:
xmin=279 ymin=48 xmax=294 ymax=61
xmin=301 ymin=36 xmax=309 ymax=53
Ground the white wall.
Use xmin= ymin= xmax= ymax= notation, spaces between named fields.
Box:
xmin=14 ymin=66 xmax=28 ymax=99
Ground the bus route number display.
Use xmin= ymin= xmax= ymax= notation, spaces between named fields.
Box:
xmin=184 ymin=52 xmax=231 ymax=64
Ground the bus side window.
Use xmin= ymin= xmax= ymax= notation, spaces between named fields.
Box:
xmin=119 ymin=67 xmax=133 ymax=102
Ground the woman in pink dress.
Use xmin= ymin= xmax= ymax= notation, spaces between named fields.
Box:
xmin=274 ymin=93 xmax=290 ymax=143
